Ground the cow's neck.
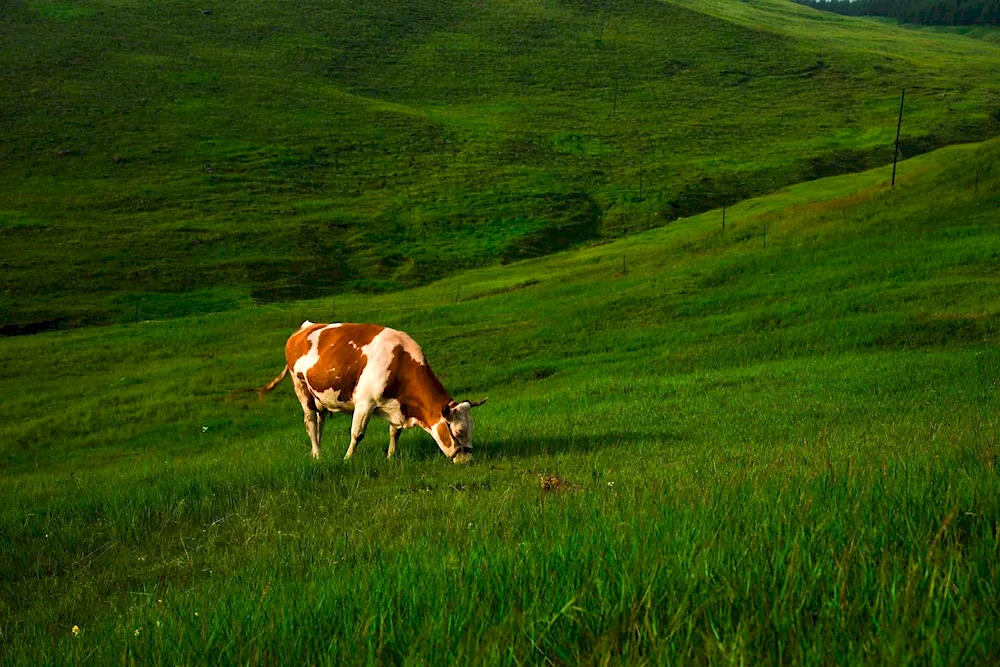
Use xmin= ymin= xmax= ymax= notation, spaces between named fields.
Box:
xmin=407 ymin=366 xmax=458 ymax=455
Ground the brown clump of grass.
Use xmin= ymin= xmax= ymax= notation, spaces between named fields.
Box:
xmin=539 ymin=475 xmax=577 ymax=493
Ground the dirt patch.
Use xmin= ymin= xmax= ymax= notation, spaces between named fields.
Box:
xmin=539 ymin=475 xmax=578 ymax=493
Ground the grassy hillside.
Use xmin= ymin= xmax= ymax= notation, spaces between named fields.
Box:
xmin=2 ymin=0 xmax=999 ymax=330
xmin=2 ymin=139 xmax=998 ymax=663
xmin=895 ymin=20 xmax=1000 ymax=42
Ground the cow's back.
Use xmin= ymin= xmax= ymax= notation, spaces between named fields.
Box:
xmin=285 ymin=322 xmax=386 ymax=407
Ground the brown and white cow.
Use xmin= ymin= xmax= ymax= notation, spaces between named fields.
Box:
xmin=259 ymin=322 xmax=487 ymax=463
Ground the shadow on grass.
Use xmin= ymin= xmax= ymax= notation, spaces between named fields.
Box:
xmin=384 ymin=429 xmax=679 ymax=462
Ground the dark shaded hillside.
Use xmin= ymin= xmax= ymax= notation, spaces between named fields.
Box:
xmin=2 ymin=0 xmax=999 ymax=331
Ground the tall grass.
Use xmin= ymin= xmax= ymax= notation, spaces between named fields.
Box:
xmin=1 ymin=138 xmax=999 ymax=663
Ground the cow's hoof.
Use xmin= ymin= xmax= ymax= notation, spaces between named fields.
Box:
xmin=452 ymin=452 xmax=473 ymax=465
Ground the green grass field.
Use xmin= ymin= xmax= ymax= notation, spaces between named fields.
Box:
xmin=2 ymin=0 xmax=999 ymax=330
xmin=2 ymin=135 xmax=999 ymax=663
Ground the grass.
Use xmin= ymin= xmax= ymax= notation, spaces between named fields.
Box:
xmin=866 ymin=17 xmax=1000 ymax=44
xmin=1 ymin=137 xmax=999 ymax=663
xmin=2 ymin=0 xmax=1000 ymax=329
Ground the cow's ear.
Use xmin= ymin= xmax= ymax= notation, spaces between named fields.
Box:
xmin=469 ymin=397 xmax=489 ymax=408
xmin=442 ymin=404 xmax=452 ymax=419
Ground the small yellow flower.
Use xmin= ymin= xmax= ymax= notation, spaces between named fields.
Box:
xmin=71 ymin=625 xmax=80 ymax=636
xmin=134 ymin=628 xmax=140 ymax=637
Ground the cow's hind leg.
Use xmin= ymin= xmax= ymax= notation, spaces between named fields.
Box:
xmin=292 ymin=373 xmax=322 ymax=459
xmin=345 ymin=402 xmax=374 ymax=460
xmin=315 ymin=410 xmax=327 ymax=457
xmin=387 ymin=425 xmax=401 ymax=459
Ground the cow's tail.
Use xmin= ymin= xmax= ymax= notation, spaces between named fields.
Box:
xmin=257 ymin=365 xmax=290 ymax=400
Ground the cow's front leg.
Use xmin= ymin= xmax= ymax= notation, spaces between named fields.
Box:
xmin=387 ymin=425 xmax=401 ymax=459
xmin=345 ymin=402 xmax=374 ymax=460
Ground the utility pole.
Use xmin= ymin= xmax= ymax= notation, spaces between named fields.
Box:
xmin=891 ymin=88 xmax=905 ymax=187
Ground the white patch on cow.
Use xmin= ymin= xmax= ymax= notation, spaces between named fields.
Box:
xmin=316 ymin=387 xmax=353 ymax=412
xmin=294 ymin=324 xmax=357 ymax=411
xmin=354 ymin=329 xmax=401 ymax=405
xmin=375 ymin=398 xmax=408 ymax=428
xmin=293 ymin=324 xmax=342 ymax=378
xmin=293 ymin=328 xmax=321 ymax=376
xmin=299 ymin=320 xmax=314 ymax=330
xmin=385 ymin=328 xmax=427 ymax=365
xmin=353 ymin=328 xmax=427 ymax=412
xmin=425 ymin=417 xmax=453 ymax=454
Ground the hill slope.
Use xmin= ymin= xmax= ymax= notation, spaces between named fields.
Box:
xmin=2 ymin=0 xmax=999 ymax=329
xmin=2 ymin=138 xmax=999 ymax=663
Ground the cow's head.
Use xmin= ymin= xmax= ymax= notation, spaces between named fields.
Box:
xmin=441 ymin=398 xmax=488 ymax=464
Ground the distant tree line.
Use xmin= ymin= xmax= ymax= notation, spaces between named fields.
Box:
xmin=794 ymin=0 xmax=1000 ymax=25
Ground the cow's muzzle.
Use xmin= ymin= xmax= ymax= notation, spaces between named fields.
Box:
xmin=450 ymin=446 xmax=473 ymax=464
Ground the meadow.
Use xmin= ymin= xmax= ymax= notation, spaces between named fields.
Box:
xmin=2 ymin=136 xmax=999 ymax=663
xmin=2 ymin=0 xmax=1000 ymax=329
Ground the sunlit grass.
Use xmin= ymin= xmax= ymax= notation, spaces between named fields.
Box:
xmin=2 ymin=138 xmax=999 ymax=663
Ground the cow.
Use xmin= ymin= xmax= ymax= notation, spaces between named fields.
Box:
xmin=258 ymin=322 xmax=487 ymax=463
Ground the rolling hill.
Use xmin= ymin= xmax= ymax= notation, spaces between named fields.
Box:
xmin=2 ymin=0 xmax=999 ymax=330
xmin=2 ymin=136 xmax=998 ymax=663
